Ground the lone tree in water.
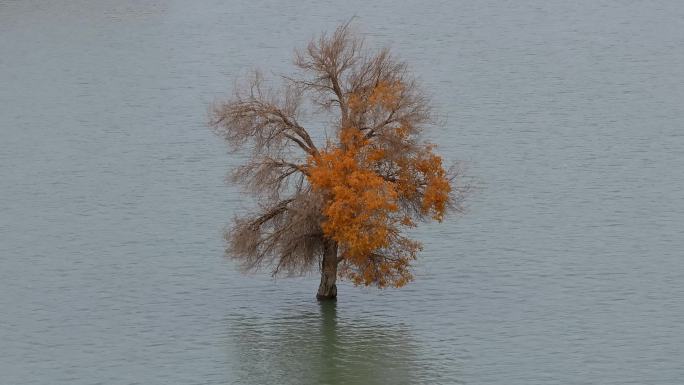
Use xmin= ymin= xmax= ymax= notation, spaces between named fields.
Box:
xmin=210 ymin=23 xmax=466 ymax=300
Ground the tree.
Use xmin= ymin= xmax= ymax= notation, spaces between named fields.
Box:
xmin=210 ymin=23 xmax=467 ymax=300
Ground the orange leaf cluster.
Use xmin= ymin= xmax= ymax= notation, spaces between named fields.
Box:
xmin=308 ymin=128 xmax=396 ymax=259
xmin=348 ymin=80 xmax=404 ymax=113
xmin=307 ymin=119 xmax=451 ymax=288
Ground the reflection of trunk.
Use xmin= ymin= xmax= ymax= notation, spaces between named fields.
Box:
xmin=318 ymin=300 xmax=339 ymax=382
xmin=316 ymin=238 xmax=338 ymax=300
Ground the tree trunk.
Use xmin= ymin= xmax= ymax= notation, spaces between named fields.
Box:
xmin=316 ymin=239 xmax=338 ymax=300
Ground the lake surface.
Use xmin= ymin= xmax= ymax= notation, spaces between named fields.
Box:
xmin=2 ymin=1 xmax=684 ymax=384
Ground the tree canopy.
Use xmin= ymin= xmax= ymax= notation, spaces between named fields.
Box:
xmin=210 ymin=23 xmax=467 ymax=297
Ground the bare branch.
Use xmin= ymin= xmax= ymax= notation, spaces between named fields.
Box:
xmin=293 ymin=22 xmax=362 ymax=122
xmin=210 ymin=72 xmax=318 ymax=156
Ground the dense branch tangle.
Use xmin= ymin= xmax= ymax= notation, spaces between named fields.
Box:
xmin=211 ymin=23 xmax=465 ymax=294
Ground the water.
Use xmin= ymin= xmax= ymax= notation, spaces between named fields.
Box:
xmin=2 ymin=1 xmax=684 ymax=384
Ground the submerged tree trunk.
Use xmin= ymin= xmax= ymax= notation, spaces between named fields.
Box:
xmin=316 ymin=239 xmax=338 ymax=300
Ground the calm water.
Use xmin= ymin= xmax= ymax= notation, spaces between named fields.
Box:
xmin=2 ymin=1 xmax=684 ymax=384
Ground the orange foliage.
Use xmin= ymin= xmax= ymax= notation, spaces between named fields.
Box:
xmin=348 ymin=80 xmax=404 ymax=113
xmin=306 ymin=83 xmax=452 ymax=288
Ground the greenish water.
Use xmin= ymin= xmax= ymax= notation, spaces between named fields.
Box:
xmin=2 ymin=1 xmax=684 ymax=384
xmin=229 ymin=301 xmax=427 ymax=385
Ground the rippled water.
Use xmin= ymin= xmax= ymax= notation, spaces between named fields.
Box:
xmin=2 ymin=1 xmax=684 ymax=384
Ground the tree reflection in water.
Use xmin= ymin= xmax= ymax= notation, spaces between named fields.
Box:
xmin=228 ymin=301 xmax=441 ymax=385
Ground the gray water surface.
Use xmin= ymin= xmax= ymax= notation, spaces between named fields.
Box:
xmin=2 ymin=1 xmax=684 ymax=384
